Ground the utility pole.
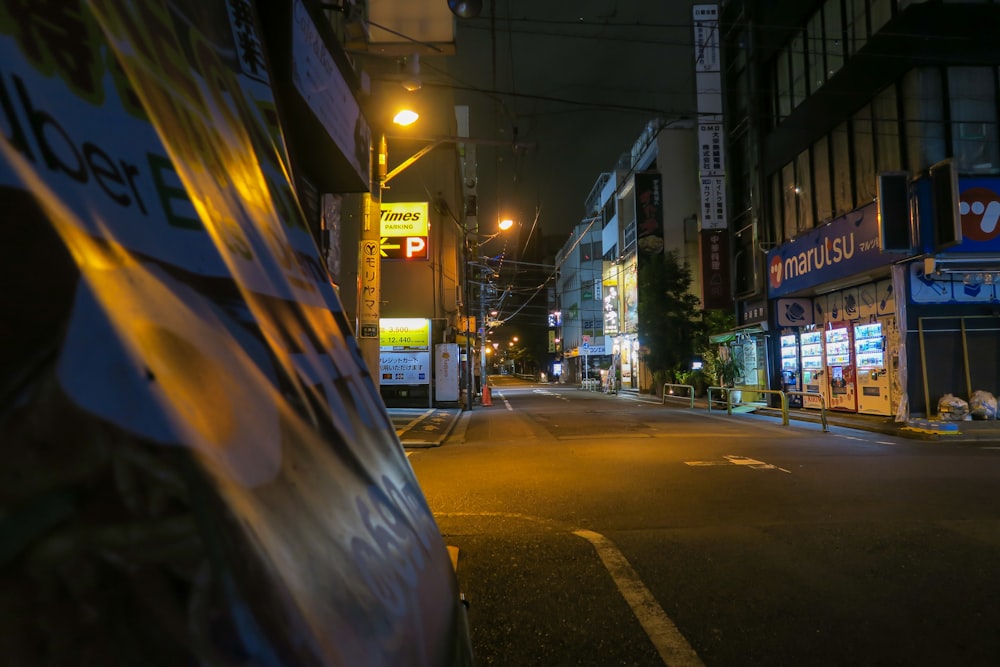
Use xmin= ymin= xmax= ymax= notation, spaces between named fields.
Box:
xmin=356 ymin=134 xmax=385 ymax=390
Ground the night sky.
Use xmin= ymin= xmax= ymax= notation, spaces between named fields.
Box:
xmin=440 ymin=0 xmax=702 ymax=245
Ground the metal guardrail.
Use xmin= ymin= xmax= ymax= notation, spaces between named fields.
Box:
xmin=661 ymin=383 xmax=695 ymax=408
xmin=706 ymin=386 xmax=829 ymax=432
xmin=581 ymin=378 xmax=600 ymax=391
xmin=785 ymin=390 xmax=829 ymax=432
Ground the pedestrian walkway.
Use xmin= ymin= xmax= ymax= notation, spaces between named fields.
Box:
xmin=388 ymin=407 xmax=464 ymax=447
xmin=651 ymin=392 xmax=1000 ymax=444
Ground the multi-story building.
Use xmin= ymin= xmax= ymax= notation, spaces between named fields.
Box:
xmin=260 ymin=0 xmax=475 ymax=407
xmin=555 ymin=205 xmax=607 ymax=384
xmin=555 ymin=118 xmax=703 ymax=392
xmin=719 ymin=0 xmax=1000 ymax=418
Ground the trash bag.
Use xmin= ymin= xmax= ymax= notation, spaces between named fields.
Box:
xmin=969 ymin=390 xmax=998 ymax=420
xmin=937 ymin=393 xmax=971 ymax=421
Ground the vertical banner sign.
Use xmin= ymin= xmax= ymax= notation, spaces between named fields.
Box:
xmin=700 ymin=229 xmax=732 ymax=309
xmin=693 ymin=4 xmax=728 ymax=231
xmin=635 ymin=172 xmax=665 ymax=255
xmin=359 ymin=238 xmax=380 ymax=337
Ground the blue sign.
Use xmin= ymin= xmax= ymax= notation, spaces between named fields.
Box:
xmin=953 ymin=177 xmax=1000 ymax=253
xmin=766 ymin=203 xmax=905 ymax=298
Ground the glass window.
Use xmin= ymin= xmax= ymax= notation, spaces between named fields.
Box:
xmin=846 ymin=0 xmax=867 ymax=56
xmin=796 ymin=149 xmax=814 ymax=231
xmin=853 ymin=104 xmax=877 ymax=205
xmin=949 ymin=67 xmax=999 ymax=174
xmin=813 ymin=136 xmax=834 ymax=223
xmin=807 ymin=12 xmax=825 ymax=92
xmin=873 ymin=85 xmax=902 ymax=171
xmin=824 ymin=0 xmax=844 ymax=79
xmin=902 ymin=68 xmax=946 ymax=172
xmin=791 ymin=31 xmax=808 ymax=108
xmin=776 ymin=51 xmax=791 ymax=121
xmin=870 ymin=0 xmax=892 ymax=33
xmin=831 ymin=121 xmax=853 ymax=216
xmin=771 ymin=171 xmax=783 ymax=243
xmin=782 ymin=161 xmax=797 ymax=240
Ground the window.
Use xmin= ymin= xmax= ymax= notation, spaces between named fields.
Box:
xmin=807 ymin=12 xmax=825 ymax=92
xmin=776 ymin=51 xmax=791 ymax=122
xmin=873 ymin=85 xmax=902 ymax=171
xmin=949 ymin=67 xmax=999 ymax=174
xmin=771 ymin=171 xmax=783 ymax=244
xmin=727 ymin=30 xmax=750 ymax=120
xmin=870 ymin=0 xmax=892 ymax=33
xmin=846 ymin=0 xmax=868 ymax=56
xmin=813 ymin=136 xmax=834 ymax=223
xmin=824 ymin=0 xmax=844 ymax=79
xmin=791 ymin=31 xmax=808 ymax=108
xmin=831 ymin=120 xmax=853 ymax=216
xmin=796 ymin=149 xmax=814 ymax=231
xmin=902 ymin=68 xmax=945 ymax=172
xmin=782 ymin=162 xmax=797 ymax=241
xmin=853 ymin=104 xmax=877 ymax=205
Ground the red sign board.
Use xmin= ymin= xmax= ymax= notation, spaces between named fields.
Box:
xmin=380 ymin=236 xmax=428 ymax=260
xmin=700 ymin=229 xmax=732 ymax=309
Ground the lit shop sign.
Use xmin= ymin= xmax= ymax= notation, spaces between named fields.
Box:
xmin=951 ymin=177 xmax=1000 ymax=252
xmin=766 ymin=203 xmax=905 ymax=298
xmin=379 ymin=318 xmax=430 ymax=350
xmin=379 ymin=236 xmax=427 ymax=259
xmin=380 ymin=201 xmax=429 ymax=260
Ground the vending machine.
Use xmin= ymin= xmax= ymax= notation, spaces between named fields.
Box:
xmin=824 ymin=322 xmax=857 ymax=412
xmin=799 ymin=329 xmax=825 ymax=409
xmin=779 ymin=332 xmax=802 ymax=407
xmin=854 ymin=320 xmax=891 ymax=415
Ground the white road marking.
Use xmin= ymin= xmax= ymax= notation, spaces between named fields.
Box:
xmin=685 ymin=454 xmax=789 ymax=472
xmin=493 ymin=391 xmax=513 ymax=410
xmin=573 ymin=529 xmax=704 ymax=667
xmin=532 ymin=388 xmax=571 ymax=401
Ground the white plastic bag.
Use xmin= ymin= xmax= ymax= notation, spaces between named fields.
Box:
xmin=969 ymin=390 xmax=998 ymax=420
xmin=937 ymin=393 xmax=970 ymax=421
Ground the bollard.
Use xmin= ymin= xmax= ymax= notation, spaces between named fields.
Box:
xmin=482 ymin=385 xmax=492 ymax=406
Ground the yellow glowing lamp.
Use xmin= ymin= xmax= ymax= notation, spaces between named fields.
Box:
xmin=393 ymin=109 xmax=419 ymax=126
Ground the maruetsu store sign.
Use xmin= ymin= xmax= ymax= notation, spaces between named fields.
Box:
xmin=380 ymin=202 xmax=428 ymax=260
xmin=766 ymin=203 xmax=905 ymax=298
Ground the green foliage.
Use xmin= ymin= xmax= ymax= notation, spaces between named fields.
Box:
xmin=637 ymin=251 xmax=703 ymax=379
xmin=705 ymin=349 xmax=743 ymax=387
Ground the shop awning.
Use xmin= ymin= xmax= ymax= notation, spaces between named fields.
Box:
xmin=709 ymin=324 xmax=766 ymax=345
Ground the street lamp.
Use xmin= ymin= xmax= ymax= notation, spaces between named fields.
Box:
xmin=461 ymin=220 xmax=513 ymax=409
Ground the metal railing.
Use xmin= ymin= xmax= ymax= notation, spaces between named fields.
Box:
xmin=660 ymin=383 xmax=695 ymax=408
xmin=706 ymin=387 xmax=829 ymax=432
xmin=785 ymin=391 xmax=829 ymax=432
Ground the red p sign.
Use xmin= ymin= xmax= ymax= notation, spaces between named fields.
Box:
xmin=405 ymin=236 xmax=428 ymax=259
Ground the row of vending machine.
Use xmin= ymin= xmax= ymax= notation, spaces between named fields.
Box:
xmin=779 ymin=320 xmax=892 ymax=415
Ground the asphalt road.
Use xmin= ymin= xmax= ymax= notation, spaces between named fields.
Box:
xmin=407 ymin=380 xmax=1000 ymax=666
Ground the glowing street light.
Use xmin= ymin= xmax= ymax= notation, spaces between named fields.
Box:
xmin=393 ymin=109 xmax=419 ymax=126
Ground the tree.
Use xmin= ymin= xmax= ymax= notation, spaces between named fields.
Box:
xmin=637 ymin=250 xmax=703 ymax=383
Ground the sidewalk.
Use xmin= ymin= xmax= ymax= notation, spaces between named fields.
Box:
xmin=655 ymin=392 xmax=1000 ymax=444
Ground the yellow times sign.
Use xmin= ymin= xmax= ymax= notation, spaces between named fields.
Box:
xmin=379 ymin=318 xmax=430 ymax=350
xmin=380 ymin=202 xmax=428 ymax=237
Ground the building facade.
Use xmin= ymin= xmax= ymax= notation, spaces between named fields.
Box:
xmin=720 ymin=0 xmax=1000 ymax=417
xmin=554 ymin=119 xmax=703 ymax=392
